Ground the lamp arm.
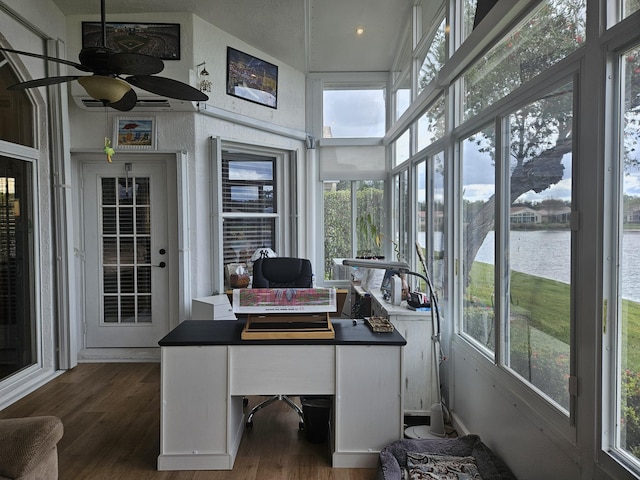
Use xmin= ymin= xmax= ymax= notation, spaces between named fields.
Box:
xmin=401 ymin=270 xmax=441 ymax=337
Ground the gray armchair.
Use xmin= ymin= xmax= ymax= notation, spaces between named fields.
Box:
xmin=0 ymin=416 xmax=63 ymax=480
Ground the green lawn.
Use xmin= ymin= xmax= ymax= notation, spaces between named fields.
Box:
xmin=468 ymin=261 xmax=640 ymax=372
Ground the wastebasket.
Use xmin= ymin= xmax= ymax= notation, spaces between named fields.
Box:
xmin=300 ymin=395 xmax=332 ymax=443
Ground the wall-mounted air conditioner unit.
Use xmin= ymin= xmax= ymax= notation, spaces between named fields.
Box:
xmin=73 ymin=96 xmax=198 ymax=112
xmin=71 ymin=83 xmax=199 ymax=112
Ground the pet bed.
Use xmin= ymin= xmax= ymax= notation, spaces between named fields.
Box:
xmin=377 ymin=434 xmax=517 ymax=480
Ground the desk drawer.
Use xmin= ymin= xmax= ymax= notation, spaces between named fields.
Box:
xmin=229 ymin=345 xmax=335 ymax=395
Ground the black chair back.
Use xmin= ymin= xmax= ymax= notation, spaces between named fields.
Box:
xmin=252 ymin=257 xmax=313 ymax=288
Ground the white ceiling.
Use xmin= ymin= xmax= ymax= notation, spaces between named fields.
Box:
xmin=50 ymin=0 xmax=414 ymax=73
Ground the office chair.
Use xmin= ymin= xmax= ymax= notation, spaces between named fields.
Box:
xmin=245 ymin=256 xmax=313 ymax=430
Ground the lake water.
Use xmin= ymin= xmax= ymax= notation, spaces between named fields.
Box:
xmin=472 ymin=230 xmax=640 ymax=302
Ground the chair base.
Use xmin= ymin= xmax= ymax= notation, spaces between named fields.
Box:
xmin=245 ymin=395 xmax=305 ymax=430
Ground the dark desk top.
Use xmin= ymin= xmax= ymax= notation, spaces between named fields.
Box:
xmin=158 ymin=319 xmax=406 ymax=347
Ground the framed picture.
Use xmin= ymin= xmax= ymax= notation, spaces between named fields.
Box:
xmin=226 ymin=47 xmax=278 ymax=109
xmin=113 ymin=117 xmax=156 ymax=150
xmin=82 ymin=22 xmax=180 ymax=60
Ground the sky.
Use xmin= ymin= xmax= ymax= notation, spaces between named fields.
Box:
xmin=323 ymin=89 xmax=385 ymax=138
xmin=323 ymin=91 xmax=640 ymax=203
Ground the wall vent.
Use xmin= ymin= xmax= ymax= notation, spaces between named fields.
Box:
xmin=74 ymin=96 xmax=197 ymax=112
xmin=80 ymin=98 xmax=172 ymax=109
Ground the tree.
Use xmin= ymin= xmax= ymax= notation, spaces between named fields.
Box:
xmin=323 ymin=181 xmax=385 ymax=278
xmin=460 ymin=0 xmax=584 ymax=281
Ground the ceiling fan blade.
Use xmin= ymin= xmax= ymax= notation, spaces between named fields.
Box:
xmin=126 ymin=75 xmax=209 ymax=101
xmin=0 ymin=47 xmax=91 ymax=72
xmin=108 ymin=89 xmax=137 ymax=111
xmin=7 ymin=76 xmax=80 ymax=90
xmin=108 ymin=52 xmax=164 ymax=76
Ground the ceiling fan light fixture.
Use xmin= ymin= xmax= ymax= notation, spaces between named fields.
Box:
xmin=78 ymin=75 xmax=131 ymax=103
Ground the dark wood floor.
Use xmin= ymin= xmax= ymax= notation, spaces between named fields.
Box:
xmin=0 ymin=363 xmax=377 ymax=480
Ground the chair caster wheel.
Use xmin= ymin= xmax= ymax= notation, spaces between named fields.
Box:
xmin=298 ymin=421 xmax=304 ymax=430
xmin=243 ymin=397 xmax=249 ymax=407
xmin=246 ymin=421 xmax=253 ymax=430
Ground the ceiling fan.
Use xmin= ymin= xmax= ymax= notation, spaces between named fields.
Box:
xmin=0 ymin=0 xmax=208 ymax=111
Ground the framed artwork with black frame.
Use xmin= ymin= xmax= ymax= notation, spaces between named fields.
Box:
xmin=81 ymin=22 xmax=181 ymax=60
xmin=226 ymin=47 xmax=278 ymax=109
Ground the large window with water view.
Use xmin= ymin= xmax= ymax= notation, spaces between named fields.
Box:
xmin=462 ymin=125 xmax=496 ymax=354
xmin=504 ymin=83 xmax=573 ymax=412
xmin=459 ymin=0 xmax=582 ymax=411
xmin=461 ymin=82 xmax=574 ymax=409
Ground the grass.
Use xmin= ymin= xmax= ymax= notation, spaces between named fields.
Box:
xmin=468 ymin=261 xmax=640 ymax=372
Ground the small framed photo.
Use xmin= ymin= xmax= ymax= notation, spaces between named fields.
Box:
xmin=82 ymin=22 xmax=180 ymax=60
xmin=113 ymin=117 xmax=156 ymax=150
xmin=226 ymin=47 xmax=278 ymax=109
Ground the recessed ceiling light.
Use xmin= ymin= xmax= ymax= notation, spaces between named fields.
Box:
xmin=356 ymin=27 xmax=364 ymax=36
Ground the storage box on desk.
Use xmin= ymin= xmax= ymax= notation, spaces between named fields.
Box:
xmin=233 ymin=287 xmax=337 ymax=340
xmin=241 ymin=312 xmax=335 ymax=340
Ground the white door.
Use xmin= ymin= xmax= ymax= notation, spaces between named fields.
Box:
xmin=82 ymin=159 xmax=170 ymax=348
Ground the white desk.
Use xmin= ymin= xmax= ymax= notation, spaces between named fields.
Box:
xmin=157 ymin=319 xmax=406 ymax=471
xmin=369 ymin=289 xmax=436 ymax=416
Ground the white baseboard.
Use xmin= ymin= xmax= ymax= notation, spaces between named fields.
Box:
xmin=0 ymin=369 xmax=65 ymax=411
xmin=78 ymin=348 xmax=160 ymax=363
xmin=449 ymin=410 xmax=471 ymax=437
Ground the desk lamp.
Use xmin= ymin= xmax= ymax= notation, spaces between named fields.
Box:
xmin=342 ymin=258 xmax=446 ymax=439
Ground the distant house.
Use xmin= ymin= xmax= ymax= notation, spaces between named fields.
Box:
xmin=625 ymin=207 xmax=640 ymax=223
xmin=538 ymin=206 xmax=571 ymax=224
xmin=510 ymin=206 xmax=540 ymax=224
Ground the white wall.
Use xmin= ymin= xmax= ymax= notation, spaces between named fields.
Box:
xmin=450 ymin=340 xmax=581 ymax=479
xmin=63 ymin=12 xmax=308 ymax=305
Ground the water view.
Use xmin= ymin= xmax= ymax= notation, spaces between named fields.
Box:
xmin=473 ymin=229 xmax=640 ymax=302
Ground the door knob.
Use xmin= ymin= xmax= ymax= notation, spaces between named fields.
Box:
xmin=159 ymin=249 xmax=166 ymax=255
xmin=153 ymin=262 xmax=166 ymax=268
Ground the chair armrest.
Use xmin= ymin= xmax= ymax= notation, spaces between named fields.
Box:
xmin=0 ymin=416 xmax=63 ymax=479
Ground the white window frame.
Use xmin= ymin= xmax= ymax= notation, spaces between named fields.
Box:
xmin=600 ymin=10 xmax=640 ymax=478
xmin=210 ymin=138 xmax=297 ymax=293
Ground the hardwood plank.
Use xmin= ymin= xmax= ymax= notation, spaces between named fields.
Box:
xmin=0 ymin=363 xmax=377 ymax=480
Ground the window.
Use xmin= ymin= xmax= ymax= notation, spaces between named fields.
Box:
xmin=393 ymin=170 xmax=410 ymax=262
xmin=432 ymin=152 xmax=446 ymax=297
xmin=393 ymin=129 xmax=411 ymax=167
xmin=623 ymin=0 xmax=640 ymax=19
xmin=0 ymin=156 xmax=35 ymax=381
xmin=503 ymin=83 xmax=573 ymax=412
xmin=460 ymin=81 xmax=575 ymax=401
xmin=417 ymin=17 xmax=448 ymax=95
xmin=417 ymin=94 xmax=445 ymax=152
xmin=462 ymin=0 xmax=586 ymax=122
xmin=392 ymin=34 xmax=412 ymax=121
xmin=462 ymin=0 xmax=477 ymax=43
xmin=613 ymin=42 xmax=640 ymax=469
xmin=323 ymin=180 xmax=385 ymax=280
xmin=322 ymin=87 xmax=386 ymax=138
xmin=324 ymin=181 xmax=352 ymax=280
xmin=416 ymin=151 xmax=446 ymax=297
xmin=0 ymin=52 xmax=34 ymax=147
xmin=461 ymin=124 xmax=496 ymax=354
xmin=221 ymin=151 xmax=277 ymax=274
xmin=395 ymin=74 xmax=411 ymax=121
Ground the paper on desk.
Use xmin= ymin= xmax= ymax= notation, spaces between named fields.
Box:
xmin=232 ymin=288 xmax=337 ymax=313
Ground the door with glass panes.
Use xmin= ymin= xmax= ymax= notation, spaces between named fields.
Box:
xmin=82 ymin=160 xmax=169 ymax=348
